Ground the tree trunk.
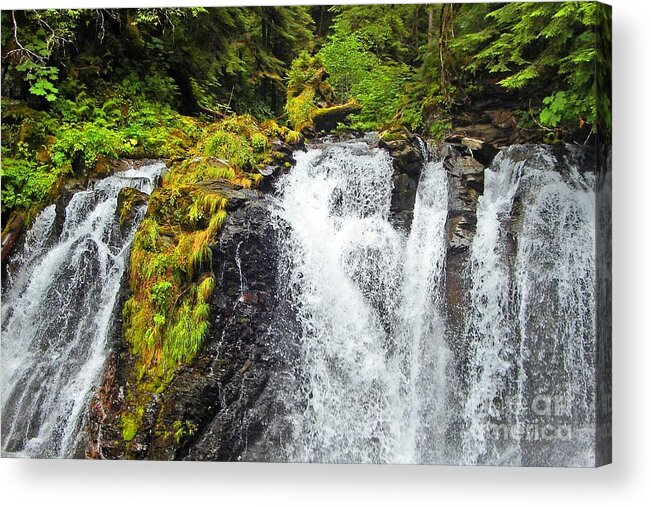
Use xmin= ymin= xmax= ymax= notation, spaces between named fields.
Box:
xmin=428 ymin=6 xmax=435 ymax=46
xmin=439 ymin=3 xmax=459 ymax=105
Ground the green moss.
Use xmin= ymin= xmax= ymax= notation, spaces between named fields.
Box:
xmin=195 ymin=114 xmax=298 ymax=178
xmin=120 ymin=406 xmax=145 ymax=442
xmin=286 ymin=87 xmax=318 ymax=133
xmin=121 ymin=117 xmax=264 ymax=383
xmin=203 ymin=130 xmax=254 ymax=168
xmin=172 ymin=420 xmax=198 ymax=444
xmin=379 ymin=127 xmax=410 ymax=143
xmin=116 ymin=113 xmax=299 ymax=444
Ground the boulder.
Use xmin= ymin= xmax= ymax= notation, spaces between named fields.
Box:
xmin=116 ymin=187 xmax=149 ymax=228
xmin=444 ymin=134 xmax=499 ymax=167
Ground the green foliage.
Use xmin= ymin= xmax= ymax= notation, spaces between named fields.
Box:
xmin=317 ymin=30 xmax=413 ymax=131
xmin=428 ymin=119 xmax=453 ymax=139
xmin=539 ymin=91 xmax=588 ymax=129
xmin=286 ymin=52 xmax=324 ymax=98
xmin=285 ymin=52 xmax=326 ymax=132
xmin=15 ymin=61 xmax=59 ymax=102
xmin=51 ymin=122 xmax=124 ymax=168
xmin=2 ymin=6 xmax=314 ymax=120
xmin=317 ymin=35 xmax=369 ymax=100
xmin=326 ymin=5 xmax=419 ymax=63
xmin=457 ymin=1 xmax=604 ymax=133
xmin=349 ymin=62 xmax=412 ymax=131
xmin=310 ymin=2 xmax=609 ymax=136
xmin=1 ymin=3 xmax=610 ymax=156
xmin=0 ymin=151 xmax=63 ymax=212
xmin=313 ymin=5 xmax=434 ymax=131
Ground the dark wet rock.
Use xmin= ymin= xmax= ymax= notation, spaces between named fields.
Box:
xmin=379 ymin=135 xmax=424 ymax=178
xmin=116 ymin=187 xmax=148 ymax=229
xmin=183 ymin=196 xmax=280 ymax=461
xmin=270 ymin=140 xmax=294 ymax=157
xmin=390 ymin=172 xmax=419 ymax=232
xmin=268 ymin=140 xmax=299 ymax=169
xmin=379 ymin=130 xmax=427 ymax=231
xmin=194 ymin=179 xmax=259 ymax=210
xmin=435 ymin=147 xmax=487 ymax=345
xmin=87 ymin=188 xmax=281 ymax=461
xmin=443 ymin=152 xmax=485 ymax=257
xmin=1 ymin=212 xmax=24 ymax=264
xmin=258 ymin=165 xmax=277 ymax=177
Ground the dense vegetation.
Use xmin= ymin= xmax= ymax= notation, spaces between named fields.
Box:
xmin=1 ymin=3 xmax=611 ymax=447
xmin=2 ymin=3 xmax=611 ymax=217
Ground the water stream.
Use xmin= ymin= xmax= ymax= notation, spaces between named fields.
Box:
xmin=1 ymin=139 xmax=597 ymax=465
xmin=1 ymin=163 xmax=163 ymax=458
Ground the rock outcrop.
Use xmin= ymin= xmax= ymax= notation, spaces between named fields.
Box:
xmin=378 ymin=129 xmax=427 ymax=231
xmin=86 ymin=186 xmax=281 ymax=460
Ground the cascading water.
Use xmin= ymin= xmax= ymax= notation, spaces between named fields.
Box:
xmin=393 ymin=160 xmax=450 ymax=464
xmin=461 ymin=151 xmax=525 ymax=465
xmin=1 ymin=162 xmax=163 ymax=458
xmin=269 ymin=140 xmax=596 ymax=466
xmin=461 ymin=146 xmax=596 ymax=466
xmin=0 ymin=138 xmax=598 ymax=466
xmin=271 ymin=140 xmax=450 ymax=463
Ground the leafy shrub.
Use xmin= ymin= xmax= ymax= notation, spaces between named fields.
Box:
xmin=317 ymin=34 xmax=411 ymax=131
xmin=1 ymin=153 xmax=62 ymax=213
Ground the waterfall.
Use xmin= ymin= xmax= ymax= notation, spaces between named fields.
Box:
xmin=461 ymin=151 xmax=525 ymax=465
xmin=270 ymin=141 xmax=596 ymax=466
xmin=394 ymin=160 xmax=450 ymax=463
xmin=0 ymin=139 xmax=599 ymax=466
xmin=272 ymin=140 xmax=450 ymax=463
xmin=461 ymin=146 xmax=596 ymax=466
xmin=1 ymin=162 xmax=163 ymax=458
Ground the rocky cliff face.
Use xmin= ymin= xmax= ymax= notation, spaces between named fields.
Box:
xmin=86 ymin=184 xmax=283 ymax=460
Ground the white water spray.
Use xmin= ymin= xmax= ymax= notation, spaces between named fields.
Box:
xmin=272 ymin=141 xmax=450 ymax=463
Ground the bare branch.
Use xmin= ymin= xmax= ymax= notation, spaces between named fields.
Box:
xmin=6 ymin=10 xmax=45 ymax=64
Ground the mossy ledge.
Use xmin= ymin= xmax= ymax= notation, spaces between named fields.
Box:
xmin=86 ymin=114 xmax=301 ymax=458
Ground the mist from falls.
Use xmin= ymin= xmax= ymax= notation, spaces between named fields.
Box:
xmin=1 ymin=163 xmax=163 ymax=458
xmin=270 ymin=140 xmax=596 ymax=465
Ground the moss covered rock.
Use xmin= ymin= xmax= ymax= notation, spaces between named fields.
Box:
xmin=85 ymin=113 xmax=298 ymax=459
xmin=116 ymin=187 xmax=149 ymax=228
